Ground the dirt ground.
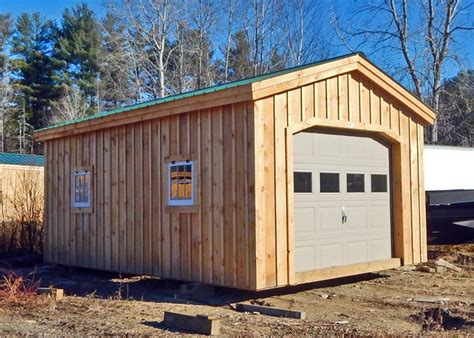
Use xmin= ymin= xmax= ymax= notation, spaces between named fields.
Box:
xmin=0 ymin=245 xmax=473 ymax=335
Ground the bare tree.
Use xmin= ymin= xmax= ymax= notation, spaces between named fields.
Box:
xmin=241 ymin=0 xmax=286 ymax=76
xmin=332 ymin=0 xmax=474 ymax=143
xmin=51 ymin=86 xmax=91 ymax=123
xmin=190 ymin=0 xmax=217 ymax=89
xmin=283 ymin=0 xmax=331 ymax=66
xmin=221 ymin=0 xmax=236 ymax=82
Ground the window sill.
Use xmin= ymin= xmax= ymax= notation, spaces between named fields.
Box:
xmin=164 ymin=205 xmax=199 ymax=214
xmin=72 ymin=207 xmax=93 ymax=214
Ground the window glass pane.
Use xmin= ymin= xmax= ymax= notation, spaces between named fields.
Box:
xmin=75 ymin=175 xmax=81 ymax=202
xmin=73 ymin=171 xmax=91 ymax=206
xmin=294 ymin=172 xmax=312 ymax=193
xmin=320 ymin=173 xmax=339 ymax=193
xmin=347 ymin=173 xmax=365 ymax=192
xmin=371 ymin=174 xmax=388 ymax=192
xmin=169 ymin=162 xmax=193 ymax=202
xmin=184 ymin=164 xmax=192 ymax=199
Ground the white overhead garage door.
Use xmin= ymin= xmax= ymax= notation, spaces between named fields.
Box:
xmin=293 ymin=131 xmax=392 ymax=273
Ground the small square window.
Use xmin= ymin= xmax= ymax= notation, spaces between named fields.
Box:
xmin=169 ymin=161 xmax=194 ymax=206
xmin=72 ymin=169 xmax=92 ymax=208
xmin=371 ymin=174 xmax=388 ymax=192
xmin=320 ymin=173 xmax=340 ymax=193
xmin=294 ymin=172 xmax=312 ymax=193
xmin=347 ymin=173 xmax=365 ymax=193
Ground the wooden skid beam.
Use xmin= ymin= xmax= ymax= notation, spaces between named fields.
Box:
xmin=163 ymin=311 xmax=221 ymax=335
xmin=37 ymin=287 xmax=64 ymax=301
xmin=234 ymin=303 xmax=305 ymax=319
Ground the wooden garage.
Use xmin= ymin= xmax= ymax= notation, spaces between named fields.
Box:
xmin=35 ymin=53 xmax=435 ymax=290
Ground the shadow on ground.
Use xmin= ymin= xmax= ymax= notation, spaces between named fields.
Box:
xmin=3 ymin=263 xmax=386 ymax=307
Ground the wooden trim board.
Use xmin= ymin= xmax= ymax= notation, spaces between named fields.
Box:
xmin=294 ymin=258 xmax=401 ymax=285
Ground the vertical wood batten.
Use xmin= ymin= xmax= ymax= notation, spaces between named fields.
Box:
xmin=417 ymin=125 xmax=427 ymax=262
xmin=143 ymin=121 xmax=152 ymax=275
xmin=189 ymin=112 xmax=202 ymax=281
xmin=63 ymin=138 xmax=70 ymax=265
xmin=124 ymin=126 xmax=134 ymax=272
xmin=223 ymin=105 xmax=235 ymax=286
xmin=211 ymin=107 xmax=225 ymax=285
xmin=70 ymin=137 xmax=77 ymax=265
xmin=200 ymin=110 xmax=212 ymax=283
xmin=247 ymin=102 xmax=256 ymax=290
xmin=89 ymin=133 xmax=97 ymax=268
xmin=274 ymin=93 xmax=288 ymax=286
xmin=118 ymin=127 xmax=127 ymax=272
xmin=110 ymin=129 xmax=119 ymax=270
xmin=44 ymin=142 xmax=52 ymax=262
xmin=160 ymin=118 xmax=171 ymax=277
xmin=75 ymin=135 xmax=83 ymax=266
xmin=151 ymin=120 xmax=162 ymax=276
xmin=96 ymin=131 xmax=104 ymax=269
xmin=254 ymin=99 xmax=266 ymax=289
xmin=57 ymin=140 xmax=64 ymax=263
xmin=263 ymin=97 xmax=276 ymax=287
xmin=409 ymin=119 xmax=421 ymax=263
xmin=399 ymin=115 xmax=413 ymax=264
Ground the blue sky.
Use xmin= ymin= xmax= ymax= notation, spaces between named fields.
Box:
xmin=0 ymin=0 xmax=105 ymax=21
xmin=1 ymin=0 xmax=472 ymax=84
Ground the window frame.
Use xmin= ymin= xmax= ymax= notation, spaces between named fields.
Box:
xmin=294 ymin=170 xmax=313 ymax=193
xmin=371 ymin=173 xmax=389 ymax=193
xmin=346 ymin=172 xmax=365 ymax=193
xmin=319 ymin=171 xmax=340 ymax=193
xmin=168 ymin=160 xmax=195 ymax=207
xmin=71 ymin=166 xmax=93 ymax=213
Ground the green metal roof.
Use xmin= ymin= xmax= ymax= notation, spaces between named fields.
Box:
xmin=0 ymin=153 xmax=44 ymax=167
xmin=36 ymin=52 xmax=362 ymax=133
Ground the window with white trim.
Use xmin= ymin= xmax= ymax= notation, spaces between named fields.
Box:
xmin=168 ymin=161 xmax=194 ymax=206
xmin=72 ymin=169 xmax=92 ymax=208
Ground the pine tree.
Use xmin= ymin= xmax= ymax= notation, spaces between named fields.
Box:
xmin=54 ymin=3 xmax=101 ymax=113
xmin=0 ymin=14 xmax=13 ymax=75
xmin=9 ymin=12 xmax=60 ymax=144
xmin=228 ymin=30 xmax=253 ymax=81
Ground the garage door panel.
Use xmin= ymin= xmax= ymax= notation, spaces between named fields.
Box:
xmin=371 ymin=239 xmax=392 ymax=260
xmin=294 ymin=207 xmax=316 ymax=237
xmin=369 ymin=205 xmax=391 ymax=228
xmin=343 ymin=137 xmax=367 ymax=160
xmin=294 ymin=133 xmax=314 ymax=155
xmin=319 ymin=243 xmax=343 ymax=268
xmin=343 ymin=206 xmax=368 ymax=229
xmin=318 ymin=134 xmax=343 ymax=159
xmin=345 ymin=240 xmax=369 ymax=264
xmin=294 ymin=131 xmax=392 ymax=273
xmin=319 ymin=207 xmax=343 ymax=231
xmin=295 ymin=245 xmax=316 ymax=272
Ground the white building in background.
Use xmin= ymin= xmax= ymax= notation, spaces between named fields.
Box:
xmin=424 ymin=145 xmax=474 ymax=192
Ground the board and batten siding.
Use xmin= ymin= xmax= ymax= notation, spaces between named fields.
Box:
xmin=44 ymin=102 xmax=257 ymax=290
xmin=253 ymin=70 xmax=427 ymax=289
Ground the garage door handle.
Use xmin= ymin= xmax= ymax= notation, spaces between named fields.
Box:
xmin=342 ymin=207 xmax=347 ymax=224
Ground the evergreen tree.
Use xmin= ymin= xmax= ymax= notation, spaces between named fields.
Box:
xmin=0 ymin=14 xmax=13 ymax=75
xmin=54 ymin=3 xmax=101 ymax=112
xmin=9 ymin=13 xmax=60 ymax=139
xmin=228 ymin=30 xmax=253 ymax=81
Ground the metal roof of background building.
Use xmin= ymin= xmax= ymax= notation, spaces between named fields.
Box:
xmin=0 ymin=153 xmax=44 ymax=167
